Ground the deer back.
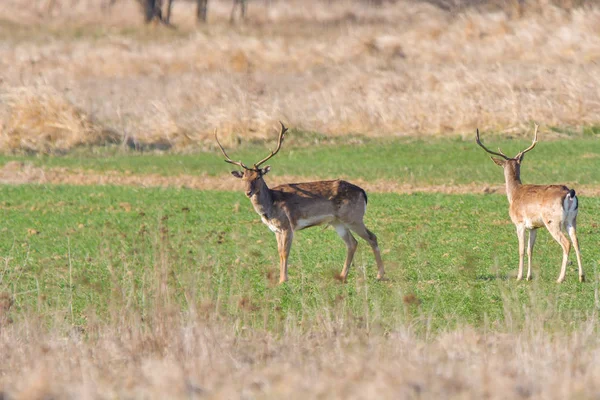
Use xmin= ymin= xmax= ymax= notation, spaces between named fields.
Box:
xmin=509 ymin=184 xmax=571 ymax=226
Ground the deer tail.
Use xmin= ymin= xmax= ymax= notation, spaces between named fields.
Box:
xmin=563 ymin=189 xmax=578 ymax=212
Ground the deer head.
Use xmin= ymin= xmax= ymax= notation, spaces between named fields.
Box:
xmin=215 ymin=122 xmax=288 ymax=197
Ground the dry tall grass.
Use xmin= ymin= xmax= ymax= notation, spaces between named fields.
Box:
xmin=0 ymin=0 xmax=599 ymax=152
xmin=2 ymin=287 xmax=600 ymax=398
xmin=0 ymin=87 xmax=118 ymax=153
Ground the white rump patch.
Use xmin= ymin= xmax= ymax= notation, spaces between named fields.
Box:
xmin=562 ymin=194 xmax=578 ymax=228
xmin=563 ymin=194 xmax=578 ymax=213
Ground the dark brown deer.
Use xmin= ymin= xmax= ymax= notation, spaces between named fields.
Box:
xmin=476 ymin=124 xmax=584 ymax=283
xmin=216 ymin=122 xmax=385 ymax=284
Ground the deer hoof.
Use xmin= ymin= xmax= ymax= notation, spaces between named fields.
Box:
xmin=580 ymin=275 xmax=586 ymax=283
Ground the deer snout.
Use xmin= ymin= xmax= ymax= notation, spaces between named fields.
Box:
xmin=246 ymin=190 xmax=254 ymax=197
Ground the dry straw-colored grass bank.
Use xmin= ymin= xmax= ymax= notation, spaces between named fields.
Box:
xmin=0 ymin=87 xmax=118 ymax=153
xmin=0 ymin=0 xmax=599 ymax=152
xmin=1 ymin=304 xmax=600 ymax=399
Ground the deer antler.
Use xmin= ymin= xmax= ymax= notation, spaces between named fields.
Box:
xmin=476 ymin=128 xmax=510 ymax=160
xmin=254 ymin=122 xmax=289 ymax=168
xmin=515 ymin=123 xmax=539 ymax=158
xmin=214 ymin=129 xmax=251 ymax=170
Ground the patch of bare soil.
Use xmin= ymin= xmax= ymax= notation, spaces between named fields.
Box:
xmin=3 ymin=161 xmax=600 ymax=196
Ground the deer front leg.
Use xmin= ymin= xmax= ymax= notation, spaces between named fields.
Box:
xmin=516 ymin=225 xmax=526 ymax=281
xmin=276 ymin=230 xmax=293 ymax=284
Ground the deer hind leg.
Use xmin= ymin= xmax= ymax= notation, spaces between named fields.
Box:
xmin=566 ymin=220 xmax=584 ymax=282
xmin=334 ymin=224 xmax=358 ymax=282
xmin=545 ymin=220 xmax=571 ymax=283
xmin=526 ymin=229 xmax=537 ymax=281
xmin=348 ymin=222 xmax=385 ymax=280
xmin=516 ymin=224 xmax=526 ymax=281
xmin=276 ymin=230 xmax=293 ymax=284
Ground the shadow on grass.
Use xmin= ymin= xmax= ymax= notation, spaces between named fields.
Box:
xmin=476 ymin=273 xmax=511 ymax=281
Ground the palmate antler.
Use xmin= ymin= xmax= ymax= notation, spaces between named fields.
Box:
xmin=215 ymin=122 xmax=289 ymax=170
xmin=254 ymin=122 xmax=288 ymax=168
xmin=476 ymin=123 xmax=539 ymax=159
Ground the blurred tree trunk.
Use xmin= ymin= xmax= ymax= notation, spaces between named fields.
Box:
xmin=164 ymin=0 xmax=174 ymax=24
xmin=241 ymin=0 xmax=247 ymax=19
xmin=140 ymin=0 xmax=163 ymax=23
xmin=230 ymin=0 xmax=247 ymax=23
xmin=197 ymin=0 xmax=208 ymax=22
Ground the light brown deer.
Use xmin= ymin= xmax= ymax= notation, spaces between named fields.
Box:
xmin=216 ymin=122 xmax=385 ymax=284
xmin=476 ymin=124 xmax=584 ymax=283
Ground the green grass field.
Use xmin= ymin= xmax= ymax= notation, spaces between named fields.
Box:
xmin=1 ymin=137 xmax=599 ymax=398
xmin=2 ymin=135 xmax=600 ymax=397
xmin=2 ymin=182 xmax=599 ymax=334
xmin=1 ymin=134 xmax=599 ymax=186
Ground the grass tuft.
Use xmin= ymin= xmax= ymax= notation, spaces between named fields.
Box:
xmin=0 ymin=87 xmax=118 ymax=154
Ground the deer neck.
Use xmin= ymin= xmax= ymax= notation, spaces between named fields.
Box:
xmin=503 ymin=165 xmax=522 ymax=204
xmin=249 ymin=179 xmax=274 ymax=219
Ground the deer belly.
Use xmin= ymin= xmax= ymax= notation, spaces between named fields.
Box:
xmin=294 ymin=215 xmax=334 ymax=231
xmin=523 ymin=216 xmax=544 ymax=229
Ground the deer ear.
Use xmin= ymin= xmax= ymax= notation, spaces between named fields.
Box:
xmin=231 ymin=171 xmax=243 ymax=179
xmin=261 ymin=166 xmax=271 ymax=175
xmin=490 ymin=157 xmax=505 ymax=167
